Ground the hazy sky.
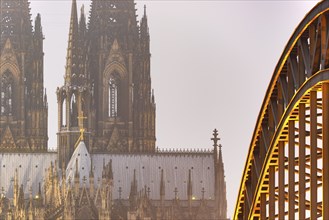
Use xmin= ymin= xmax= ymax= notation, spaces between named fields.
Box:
xmin=29 ymin=0 xmax=319 ymax=217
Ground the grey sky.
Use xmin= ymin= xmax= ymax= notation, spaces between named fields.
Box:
xmin=30 ymin=0 xmax=318 ymax=217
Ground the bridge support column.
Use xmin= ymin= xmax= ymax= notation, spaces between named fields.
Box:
xmin=260 ymin=193 xmax=266 ymax=220
xmin=310 ymin=90 xmax=318 ymax=219
xmin=269 ymin=165 xmax=275 ymax=219
xmin=323 ymin=83 xmax=329 ymax=219
xmin=288 ymin=120 xmax=295 ymax=219
xmin=278 ymin=141 xmax=285 ymax=219
xmin=298 ymin=102 xmax=306 ymax=219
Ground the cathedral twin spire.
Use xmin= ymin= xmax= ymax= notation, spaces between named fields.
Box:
xmin=65 ymin=0 xmax=87 ymax=86
xmin=58 ymin=0 xmax=155 ymax=166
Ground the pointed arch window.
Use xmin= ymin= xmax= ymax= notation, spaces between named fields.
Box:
xmin=109 ymin=75 xmax=119 ymax=117
xmin=61 ymin=97 xmax=67 ymax=127
xmin=70 ymin=93 xmax=78 ymax=127
xmin=0 ymin=71 xmax=14 ymax=116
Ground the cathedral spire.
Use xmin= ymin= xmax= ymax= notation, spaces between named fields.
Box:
xmin=211 ymin=129 xmax=220 ymax=162
xmin=140 ymin=5 xmax=149 ymax=36
xmin=140 ymin=4 xmax=150 ymax=54
xmin=34 ymin=13 xmax=43 ymax=38
xmin=65 ymin=0 xmax=79 ymax=85
xmin=79 ymin=5 xmax=86 ymax=36
xmin=129 ymin=169 xmax=138 ymax=210
xmin=17 ymin=184 xmax=24 ymax=210
xmin=211 ymin=129 xmax=228 ymax=219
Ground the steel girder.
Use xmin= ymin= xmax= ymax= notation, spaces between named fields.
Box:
xmin=234 ymin=1 xmax=329 ymax=219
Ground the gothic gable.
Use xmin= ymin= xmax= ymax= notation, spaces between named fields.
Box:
xmin=0 ymin=39 xmax=19 ymax=78
xmin=76 ymin=205 xmax=96 ymax=220
xmin=103 ymin=39 xmax=127 ymax=80
xmin=79 ymin=186 xmax=92 ymax=207
xmin=106 ymin=38 xmax=126 ymax=66
xmin=107 ymin=126 xmax=123 ymax=151
xmin=76 ymin=186 xmax=98 ymax=219
xmin=0 ymin=126 xmax=16 ymax=150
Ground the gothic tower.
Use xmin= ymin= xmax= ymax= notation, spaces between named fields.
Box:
xmin=0 ymin=0 xmax=48 ymax=152
xmin=58 ymin=0 xmax=156 ymax=166
xmin=57 ymin=0 xmax=91 ymax=167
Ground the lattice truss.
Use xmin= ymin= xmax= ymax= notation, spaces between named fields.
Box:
xmin=234 ymin=1 xmax=329 ymax=219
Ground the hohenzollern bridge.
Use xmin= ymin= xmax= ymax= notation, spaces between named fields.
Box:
xmin=234 ymin=1 xmax=329 ymax=219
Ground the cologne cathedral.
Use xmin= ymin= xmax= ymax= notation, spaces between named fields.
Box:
xmin=0 ymin=0 xmax=228 ymax=219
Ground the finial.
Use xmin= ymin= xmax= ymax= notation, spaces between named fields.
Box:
xmin=160 ymin=169 xmax=165 ymax=196
xmin=147 ymin=187 xmax=151 ymax=198
xmin=211 ymin=129 xmax=220 ymax=148
xmin=201 ymin=187 xmax=205 ymax=200
xmin=144 ymin=185 xmax=147 ymax=197
xmin=29 ymin=186 xmax=33 ymax=196
xmin=133 ymin=169 xmax=136 ymax=183
xmin=108 ymin=159 xmax=113 ymax=179
xmin=144 ymin=5 xmax=147 ymax=16
xmin=81 ymin=4 xmax=85 ymax=16
xmin=34 ymin=13 xmax=42 ymax=35
xmin=119 ymin=187 xmax=122 ymax=199
xmin=152 ymin=89 xmax=155 ymax=103
xmin=38 ymin=182 xmax=42 ymax=196
xmin=1 ymin=187 xmax=4 ymax=198
xmin=187 ymin=169 xmax=192 ymax=198
xmin=174 ymin=187 xmax=178 ymax=200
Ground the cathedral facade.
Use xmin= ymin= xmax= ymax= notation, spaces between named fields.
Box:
xmin=57 ymin=0 xmax=156 ymax=168
xmin=0 ymin=0 xmax=227 ymax=219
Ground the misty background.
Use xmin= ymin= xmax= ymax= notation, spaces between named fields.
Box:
xmin=29 ymin=0 xmax=318 ymax=217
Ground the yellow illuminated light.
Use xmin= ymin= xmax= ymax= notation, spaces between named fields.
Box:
xmin=192 ymin=196 xmax=196 ymax=200
xmin=234 ymin=2 xmax=329 ymax=218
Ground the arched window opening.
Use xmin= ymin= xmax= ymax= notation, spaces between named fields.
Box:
xmin=0 ymin=71 xmax=14 ymax=116
xmin=62 ymin=98 xmax=67 ymax=127
xmin=109 ymin=75 xmax=119 ymax=117
xmin=70 ymin=94 xmax=78 ymax=127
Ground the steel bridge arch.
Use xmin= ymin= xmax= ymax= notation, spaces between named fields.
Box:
xmin=234 ymin=1 xmax=329 ymax=219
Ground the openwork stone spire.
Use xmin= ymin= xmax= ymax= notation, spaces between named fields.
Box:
xmin=0 ymin=0 xmax=33 ymax=50
xmin=65 ymin=0 xmax=79 ymax=85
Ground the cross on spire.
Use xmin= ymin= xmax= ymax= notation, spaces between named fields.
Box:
xmin=211 ymin=129 xmax=220 ymax=148
xmin=77 ymin=111 xmax=87 ymax=140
